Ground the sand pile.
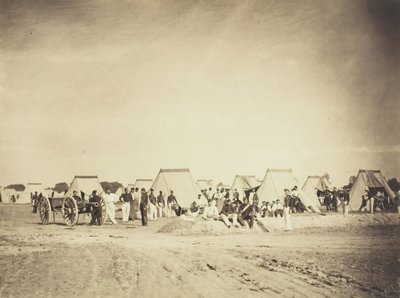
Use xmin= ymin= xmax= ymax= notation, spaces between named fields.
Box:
xmin=158 ymin=213 xmax=400 ymax=235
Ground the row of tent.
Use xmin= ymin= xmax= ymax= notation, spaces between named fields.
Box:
xmin=0 ymin=169 xmax=396 ymax=213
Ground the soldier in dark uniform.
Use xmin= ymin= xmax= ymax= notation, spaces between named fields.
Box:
xmin=72 ymin=191 xmax=82 ymax=202
xmin=140 ymin=188 xmax=149 ymax=226
xmin=32 ymin=191 xmax=39 ymax=213
xmin=89 ymin=190 xmax=102 ymax=225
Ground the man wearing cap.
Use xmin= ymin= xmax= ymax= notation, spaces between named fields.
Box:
xmin=148 ymin=189 xmax=157 ymax=220
xmin=283 ymin=189 xmax=293 ymax=230
xmin=139 ymin=188 xmax=149 ymax=226
xmin=119 ymin=188 xmax=132 ymax=223
xmin=89 ymin=190 xmax=102 ymax=226
xmin=103 ymin=188 xmax=118 ymax=224
xmin=167 ymin=190 xmax=178 ymax=217
xmin=156 ymin=191 xmax=165 ymax=218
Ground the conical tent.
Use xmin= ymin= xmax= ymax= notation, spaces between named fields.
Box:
xmin=18 ymin=183 xmax=48 ymax=204
xmin=150 ymin=168 xmax=206 ymax=208
xmin=65 ymin=176 xmax=104 ymax=200
xmin=231 ymin=175 xmax=260 ymax=199
xmin=257 ymin=169 xmax=320 ymax=212
xmin=134 ymin=179 xmax=153 ymax=191
xmin=302 ymin=176 xmax=324 ymax=207
xmin=196 ymin=179 xmax=215 ymax=192
xmin=349 ymin=170 xmax=395 ymax=211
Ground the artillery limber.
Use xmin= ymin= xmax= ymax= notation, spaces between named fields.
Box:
xmin=38 ymin=175 xmax=107 ymax=227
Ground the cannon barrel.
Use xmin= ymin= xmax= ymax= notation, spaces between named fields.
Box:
xmin=86 ymin=201 xmax=100 ymax=208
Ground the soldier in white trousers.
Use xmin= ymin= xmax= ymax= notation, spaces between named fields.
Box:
xmin=103 ymin=188 xmax=118 ymax=224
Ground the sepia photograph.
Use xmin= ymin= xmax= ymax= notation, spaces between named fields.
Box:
xmin=0 ymin=0 xmax=399 ymax=297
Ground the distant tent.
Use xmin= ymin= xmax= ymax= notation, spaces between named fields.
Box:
xmin=302 ymin=176 xmax=324 ymax=207
xmin=257 ymin=169 xmax=320 ymax=212
xmin=231 ymin=175 xmax=260 ymax=199
xmin=18 ymin=183 xmax=48 ymax=204
xmin=349 ymin=170 xmax=395 ymax=211
xmin=196 ymin=179 xmax=215 ymax=192
xmin=151 ymin=168 xmax=206 ymax=208
xmin=134 ymin=179 xmax=153 ymax=191
xmin=65 ymin=176 xmax=104 ymax=201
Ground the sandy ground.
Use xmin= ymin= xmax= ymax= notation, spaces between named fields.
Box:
xmin=0 ymin=204 xmax=399 ymax=298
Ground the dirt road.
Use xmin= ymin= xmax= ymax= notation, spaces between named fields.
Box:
xmin=0 ymin=205 xmax=399 ymax=297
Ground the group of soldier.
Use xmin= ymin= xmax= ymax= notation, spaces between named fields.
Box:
xmin=317 ymin=187 xmax=350 ymax=213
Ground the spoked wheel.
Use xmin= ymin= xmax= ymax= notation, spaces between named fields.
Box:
xmin=98 ymin=197 xmax=108 ymax=226
xmin=38 ymin=197 xmax=51 ymax=225
xmin=62 ymin=197 xmax=78 ymax=226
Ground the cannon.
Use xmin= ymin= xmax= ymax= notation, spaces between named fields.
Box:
xmin=38 ymin=175 xmax=108 ymax=227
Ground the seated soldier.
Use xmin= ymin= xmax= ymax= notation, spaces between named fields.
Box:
xmin=219 ymin=199 xmax=240 ymax=228
xmin=237 ymin=197 xmax=252 ymax=227
xmin=359 ymin=188 xmax=370 ymax=212
xmin=274 ymin=199 xmax=284 ymax=217
xmin=89 ymin=190 xmax=102 ymax=226
xmin=181 ymin=201 xmax=200 ymax=221
xmin=202 ymin=200 xmax=219 ymax=221
xmin=72 ymin=190 xmax=82 ymax=202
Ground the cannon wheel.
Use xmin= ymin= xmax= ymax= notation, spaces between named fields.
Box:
xmin=38 ymin=197 xmax=51 ymax=225
xmin=98 ymin=197 xmax=108 ymax=226
xmin=62 ymin=197 xmax=78 ymax=226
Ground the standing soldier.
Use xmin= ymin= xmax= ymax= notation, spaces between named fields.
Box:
xmin=119 ymin=188 xmax=132 ymax=223
xmin=283 ymin=189 xmax=293 ymax=231
xmin=103 ymin=188 xmax=118 ymax=224
xmin=129 ymin=188 xmax=136 ymax=221
xmin=140 ymin=188 xmax=149 ymax=226
xmin=89 ymin=190 xmax=102 ymax=226
xmin=156 ymin=191 xmax=165 ymax=218
xmin=32 ymin=191 xmax=39 ymax=213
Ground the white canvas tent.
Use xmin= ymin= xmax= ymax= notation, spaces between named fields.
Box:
xmin=134 ymin=179 xmax=153 ymax=191
xmin=257 ymin=169 xmax=320 ymax=212
xmin=0 ymin=187 xmax=10 ymax=204
xmin=150 ymin=168 xmax=206 ymax=208
xmin=302 ymin=176 xmax=324 ymax=207
xmin=196 ymin=179 xmax=215 ymax=192
xmin=349 ymin=170 xmax=395 ymax=211
xmin=231 ymin=175 xmax=260 ymax=199
xmin=65 ymin=176 xmax=104 ymax=200
xmin=18 ymin=183 xmax=48 ymax=204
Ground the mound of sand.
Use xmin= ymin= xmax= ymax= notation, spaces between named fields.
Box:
xmin=158 ymin=217 xmax=265 ymax=236
xmin=158 ymin=213 xmax=400 ymax=235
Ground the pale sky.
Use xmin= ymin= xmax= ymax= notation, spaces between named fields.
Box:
xmin=1 ymin=0 xmax=399 ymax=188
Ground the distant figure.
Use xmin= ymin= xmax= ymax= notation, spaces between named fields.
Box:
xmin=283 ymin=189 xmax=293 ymax=230
xmin=119 ymin=188 xmax=132 ymax=223
xmin=233 ymin=189 xmax=239 ymax=201
xmin=167 ymin=190 xmax=178 ymax=217
xmin=103 ymin=188 xmax=118 ymax=224
xmin=202 ymin=200 xmax=219 ymax=221
xmin=131 ymin=188 xmax=140 ymax=220
xmin=273 ymin=199 xmax=284 ymax=217
xmin=156 ymin=191 xmax=165 ymax=218
xmin=89 ymin=190 xmax=102 ymax=226
xmin=32 ymin=191 xmax=39 ymax=213
xmin=148 ymin=189 xmax=157 ymax=221
xmin=238 ymin=197 xmax=252 ymax=227
xmin=331 ymin=187 xmax=339 ymax=212
xmin=219 ymin=199 xmax=239 ymax=228
xmin=129 ymin=188 xmax=136 ymax=220
xmin=72 ymin=191 xmax=82 ymax=202
xmin=359 ymin=187 xmax=370 ymax=212
xmin=140 ymin=188 xmax=149 ymax=226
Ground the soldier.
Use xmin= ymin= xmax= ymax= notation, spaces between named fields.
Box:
xmin=283 ymin=189 xmax=293 ymax=231
xmin=32 ymin=191 xmax=39 ymax=213
xmin=89 ymin=190 xmax=102 ymax=226
xmin=140 ymin=188 xmax=149 ymax=226
xmin=119 ymin=188 xmax=132 ymax=223
xmin=156 ymin=190 xmax=165 ymax=218
xmin=167 ymin=190 xmax=178 ymax=217
xmin=72 ymin=190 xmax=82 ymax=202
xmin=148 ymin=189 xmax=157 ymax=220
xmin=103 ymin=188 xmax=118 ymax=224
